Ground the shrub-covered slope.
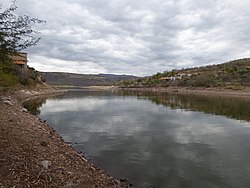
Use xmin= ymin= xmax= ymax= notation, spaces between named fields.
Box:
xmin=117 ymin=58 xmax=250 ymax=88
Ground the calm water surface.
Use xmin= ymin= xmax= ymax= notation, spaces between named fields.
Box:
xmin=25 ymin=90 xmax=250 ymax=188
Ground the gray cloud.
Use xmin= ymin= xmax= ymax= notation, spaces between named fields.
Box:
xmin=2 ymin=0 xmax=250 ymax=76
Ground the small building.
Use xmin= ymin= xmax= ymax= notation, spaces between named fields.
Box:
xmin=176 ymin=73 xmax=192 ymax=79
xmin=160 ymin=76 xmax=176 ymax=81
xmin=11 ymin=52 xmax=28 ymax=72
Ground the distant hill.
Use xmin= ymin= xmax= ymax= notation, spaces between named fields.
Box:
xmin=41 ymin=72 xmax=138 ymax=86
xmin=117 ymin=58 xmax=250 ymax=88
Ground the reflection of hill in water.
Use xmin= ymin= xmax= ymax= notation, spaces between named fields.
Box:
xmin=117 ymin=90 xmax=250 ymax=122
xmin=24 ymin=89 xmax=250 ymax=122
xmin=152 ymin=95 xmax=250 ymax=122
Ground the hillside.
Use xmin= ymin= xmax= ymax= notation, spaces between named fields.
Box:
xmin=117 ymin=58 xmax=250 ymax=88
xmin=41 ymin=72 xmax=138 ymax=86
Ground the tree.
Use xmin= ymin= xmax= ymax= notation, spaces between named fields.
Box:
xmin=0 ymin=0 xmax=45 ymax=86
xmin=0 ymin=0 xmax=45 ymax=63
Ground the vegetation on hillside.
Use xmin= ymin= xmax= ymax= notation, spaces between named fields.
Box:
xmin=117 ymin=58 xmax=250 ymax=89
xmin=41 ymin=72 xmax=138 ymax=86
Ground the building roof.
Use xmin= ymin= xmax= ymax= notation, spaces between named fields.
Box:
xmin=15 ymin=60 xmax=26 ymax=65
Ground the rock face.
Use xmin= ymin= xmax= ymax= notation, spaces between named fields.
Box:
xmin=0 ymin=90 xmax=124 ymax=188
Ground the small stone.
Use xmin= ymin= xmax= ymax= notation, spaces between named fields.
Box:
xmin=40 ymin=141 xmax=48 ymax=146
xmin=31 ymin=91 xmax=39 ymax=95
xmin=64 ymin=182 xmax=73 ymax=188
xmin=1 ymin=96 xmax=11 ymax=101
xmin=120 ymin=178 xmax=128 ymax=183
xmin=23 ymin=90 xmax=32 ymax=95
xmin=21 ymin=108 xmax=28 ymax=113
xmin=42 ymin=160 xmax=51 ymax=169
xmin=3 ymin=100 xmax=13 ymax=106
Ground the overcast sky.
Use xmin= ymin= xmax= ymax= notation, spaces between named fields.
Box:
xmin=2 ymin=0 xmax=250 ymax=76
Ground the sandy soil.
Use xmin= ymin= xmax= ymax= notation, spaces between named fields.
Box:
xmin=0 ymin=87 xmax=127 ymax=188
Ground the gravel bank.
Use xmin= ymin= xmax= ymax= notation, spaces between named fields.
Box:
xmin=0 ymin=88 xmax=126 ymax=188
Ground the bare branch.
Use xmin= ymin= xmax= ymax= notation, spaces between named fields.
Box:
xmin=0 ymin=0 xmax=45 ymax=58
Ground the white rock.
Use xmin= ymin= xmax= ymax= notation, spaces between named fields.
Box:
xmin=32 ymin=91 xmax=39 ymax=95
xmin=42 ymin=160 xmax=51 ymax=169
xmin=1 ymin=96 xmax=11 ymax=101
xmin=21 ymin=90 xmax=32 ymax=95
xmin=64 ymin=182 xmax=73 ymax=188
xmin=3 ymin=100 xmax=13 ymax=106
xmin=21 ymin=108 xmax=28 ymax=113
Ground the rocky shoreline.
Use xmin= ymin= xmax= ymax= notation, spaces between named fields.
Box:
xmin=0 ymin=87 xmax=128 ymax=188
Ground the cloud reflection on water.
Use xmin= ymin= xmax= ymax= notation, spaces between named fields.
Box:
xmin=36 ymin=92 xmax=250 ymax=188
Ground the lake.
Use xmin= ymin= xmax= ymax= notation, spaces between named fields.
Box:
xmin=24 ymin=89 xmax=250 ymax=188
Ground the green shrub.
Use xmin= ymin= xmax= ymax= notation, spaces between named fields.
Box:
xmin=19 ymin=77 xmax=31 ymax=85
xmin=0 ymin=71 xmax=18 ymax=87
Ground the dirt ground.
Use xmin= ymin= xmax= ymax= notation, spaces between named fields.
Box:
xmin=0 ymin=87 xmax=127 ymax=188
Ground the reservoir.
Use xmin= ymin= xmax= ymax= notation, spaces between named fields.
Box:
xmin=24 ymin=89 xmax=250 ymax=188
